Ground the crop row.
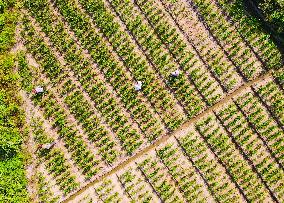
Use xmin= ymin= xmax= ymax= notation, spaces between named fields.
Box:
xmin=32 ymin=119 xmax=80 ymax=195
xmin=23 ymin=12 xmax=159 ymax=164
xmin=156 ymin=141 xmax=212 ymax=202
xmin=235 ymin=89 xmax=284 ymax=166
xmin=104 ymin=0 xmax=225 ymax=104
xmin=36 ymin=172 xmax=60 ymax=203
xmin=75 ymin=0 xmax=207 ymax=118
xmin=22 ymin=51 xmax=282 ymax=203
xmin=216 ymin=0 xmax=283 ymax=69
xmin=33 ymin=88 xmax=101 ymax=179
xmin=179 ymin=130 xmax=244 ymax=202
xmin=138 ymin=155 xmax=185 ymax=202
xmin=64 ymin=99 xmax=284 ymax=202
xmin=77 ymin=0 xmax=208 ymax=116
xmin=254 ymin=78 xmax=284 ymax=126
xmin=118 ymin=167 xmax=159 ymax=202
xmin=137 ymin=109 xmax=282 ymax=202
xmin=23 ymin=7 xmax=145 ymax=157
xmin=106 ymin=0 xmax=210 ymax=115
xmin=196 ymin=115 xmax=273 ymax=201
xmin=132 ymin=94 xmax=284 ymax=202
xmin=273 ymin=69 xmax=284 ymax=89
xmin=158 ymin=0 xmax=243 ymax=91
xmin=21 ymin=22 xmax=103 ymax=179
xmin=134 ymin=0 xmax=235 ymax=94
xmin=24 ymin=0 xmax=166 ymax=142
xmin=190 ymin=0 xmax=264 ymax=80
xmin=50 ymin=0 xmax=186 ymax=130
xmin=94 ymin=175 xmax=130 ymax=202
xmin=22 ymin=16 xmax=124 ymax=165
xmin=75 ymin=0 xmax=189 ymax=120
xmin=216 ymin=102 xmax=284 ymax=201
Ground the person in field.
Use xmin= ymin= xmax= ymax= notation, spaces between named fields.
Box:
xmin=37 ymin=141 xmax=56 ymax=151
xmin=134 ymin=81 xmax=142 ymax=91
xmin=32 ymin=86 xmax=44 ymax=94
xmin=171 ymin=69 xmax=180 ymax=77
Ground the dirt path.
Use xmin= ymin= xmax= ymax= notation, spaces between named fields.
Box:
xmin=21 ymin=91 xmax=39 ymax=203
xmin=62 ymin=69 xmax=275 ymax=202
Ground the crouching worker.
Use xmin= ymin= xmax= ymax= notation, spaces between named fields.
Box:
xmin=32 ymin=86 xmax=44 ymax=94
xmin=134 ymin=81 xmax=143 ymax=91
xmin=37 ymin=141 xmax=56 ymax=152
xmin=167 ymin=69 xmax=181 ymax=85
xmin=171 ymin=69 xmax=180 ymax=77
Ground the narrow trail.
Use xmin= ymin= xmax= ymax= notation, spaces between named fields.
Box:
xmin=62 ymin=69 xmax=275 ymax=203
xmin=21 ymin=91 xmax=39 ymax=203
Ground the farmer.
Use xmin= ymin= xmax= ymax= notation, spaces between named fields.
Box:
xmin=32 ymin=86 xmax=44 ymax=94
xmin=134 ymin=81 xmax=142 ymax=91
xmin=171 ymin=69 xmax=180 ymax=77
xmin=37 ymin=141 xmax=56 ymax=151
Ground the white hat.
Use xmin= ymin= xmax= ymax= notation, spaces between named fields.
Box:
xmin=134 ymin=81 xmax=142 ymax=91
xmin=35 ymin=87 xmax=44 ymax=93
xmin=171 ymin=69 xmax=180 ymax=76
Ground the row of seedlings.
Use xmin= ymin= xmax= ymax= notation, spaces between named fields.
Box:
xmin=22 ymin=15 xmax=125 ymax=164
xmin=234 ymin=89 xmax=284 ymax=166
xmin=216 ymin=101 xmax=284 ymax=201
xmin=73 ymin=165 xmax=161 ymax=203
xmin=61 ymin=80 xmax=128 ymax=159
xmin=69 ymin=116 xmax=283 ymax=202
xmin=23 ymin=10 xmax=143 ymax=159
xmin=178 ymin=128 xmax=245 ymax=202
xmin=117 ymin=164 xmax=160 ymax=202
xmin=254 ymin=77 xmax=284 ymax=126
xmin=88 ymin=0 xmax=227 ymax=105
xmin=36 ymin=172 xmax=60 ymax=203
xmin=216 ymin=0 xmax=283 ymax=69
xmin=134 ymin=0 xmax=232 ymax=97
xmin=156 ymin=138 xmax=214 ymax=202
xmin=21 ymin=19 xmax=104 ymax=179
xmin=94 ymin=175 xmax=131 ymax=202
xmin=195 ymin=115 xmax=275 ymax=201
xmin=24 ymin=0 xmax=166 ymax=143
xmin=27 ymin=14 xmax=160 ymax=160
xmin=137 ymin=153 xmax=186 ymax=202
xmin=40 ymin=149 xmax=79 ymax=195
xmin=273 ymin=69 xmax=284 ymax=89
xmin=32 ymin=87 xmax=102 ymax=179
xmin=50 ymin=0 xmax=187 ymax=131
xmin=157 ymin=0 xmax=243 ymax=91
xmin=92 ymin=0 xmax=208 ymax=116
xmin=32 ymin=118 xmax=80 ymax=196
xmin=189 ymin=0 xmax=264 ymax=79
xmin=32 ymin=116 xmax=63 ymax=202
xmin=24 ymin=7 xmax=152 ymax=152
xmin=24 ymin=11 xmax=165 ymax=162
xmin=72 ymin=0 xmax=188 ymax=126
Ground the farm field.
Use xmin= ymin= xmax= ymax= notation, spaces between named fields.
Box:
xmin=3 ymin=0 xmax=284 ymax=202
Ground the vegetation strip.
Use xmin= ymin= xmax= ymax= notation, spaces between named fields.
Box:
xmin=0 ymin=1 xmax=29 ymax=202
